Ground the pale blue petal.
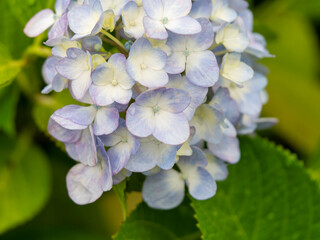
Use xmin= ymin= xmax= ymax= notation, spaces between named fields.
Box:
xmin=205 ymin=152 xmax=228 ymax=181
xmin=166 ymin=32 xmax=186 ymax=51
xmin=187 ymin=18 xmax=213 ymax=51
xmin=165 ymin=16 xmax=201 ymax=35
xmin=66 ymin=163 xmax=103 ymax=205
xmin=65 ymin=126 xmax=98 ymax=166
xmin=135 ymin=87 xmax=165 ymax=107
xmin=125 ymin=138 xmax=158 ymax=172
xmin=167 ymin=74 xmax=208 ymax=120
xmin=69 ymin=70 xmax=92 ymax=100
xmin=208 ymin=135 xmax=240 ymax=164
xmin=142 ymin=0 xmax=163 ymax=20
xmin=52 ymin=75 xmax=68 ymax=92
xmin=143 ymin=17 xmax=168 ymax=40
xmin=108 ymin=144 xmax=134 ymax=174
xmin=244 ymin=73 xmax=267 ymax=92
xmin=177 ymin=146 xmax=207 ymax=174
xmin=48 ymin=118 xmax=82 ymax=143
xmin=41 ymin=84 xmax=53 ymax=94
xmin=96 ymin=138 xmax=113 ymax=191
xmin=48 ymin=13 xmax=68 ymax=40
xmin=237 ymin=92 xmax=262 ymax=116
xmin=113 ymin=169 xmax=132 ymax=185
xmin=255 ymin=118 xmax=278 ymax=130
xmin=190 ymin=0 xmax=211 ymax=19
xmin=42 ymin=57 xmax=59 ymax=85
xmin=126 ymin=103 xmax=155 ymax=137
xmin=162 ymin=0 xmax=192 ymax=19
xmin=51 ymin=105 xmax=96 ymax=130
xmin=157 ymin=88 xmax=191 ymax=113
xmin=142 ymin=169 xmax=185 ymax=210
xmin=164 ymin=52 xmax=186 ymax=74
xmin=91 ymin=63 xmax=112 ymax=86
xmin=190 ymin=104 xmax=224 ymax=144
xmin=56 ymin=48 xmax=91 ymax=80
xmin=187 ymin=167 xmax=216 ymax=200
xmin=157 ymin=143 xmax=179 ymax=170
xmin=186 ymin=51 xmax=219 ymax=87
xmin=210 ymin=87 xmax=240 ymax=125
xmin=68 ymin=3 xmax=103 ymax=38
xmin=93 ymin=107 xmax=119 ymax=135
xmin=55 ymin=0 xmax=70 ymax=15
xmin=153 ymin=111 xmax=190 ymax=145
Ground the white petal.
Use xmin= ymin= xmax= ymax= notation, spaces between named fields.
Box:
xmin=51 ymin=105 xmax=96 ymax=130
xmin=190 ymin=104 xmax=224 ymax=144
xmin=205 ymin=152 xmax=228 ymax=181
xmin=186 ymin=51 xmax=219 ymax=87
xmin=126 ymin=104 xmax=155 ymax=137
xmin=69 ymin=70 xmax=92 ymax=100
xmin=24 ymin=9 xmax=55 ymax=37
xmin=93 ymin=107 xmax=119 ymax=135
xmin=165 ymin=16 xmax=201 ymax=35
xmin=221 ymin=53 xmax=254 ymax=84
xmin=164 ymin=52 xmax=186 ymax=74
xmin=187 ymin=167 xmax=216 ymax=200
xmin=65 ymin=127 xmax=98 ymax=166
xmin=142 ymin=0 xmax=164 ymax=20
xmin=153 ymin=111 xmax=190 ymax=145
xmin=208 ymin=135 xmax=240 ymax=164
xmin=143 ymin=17 xmax=168 ymax=40
xmin=66 ymin=163 xmax=103 ymax=205
xmin=162 ymin=0 xmax=192 ymax=19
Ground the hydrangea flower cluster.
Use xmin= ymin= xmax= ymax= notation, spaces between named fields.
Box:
xmin=25 ymin=0 xmax=276 ymax=209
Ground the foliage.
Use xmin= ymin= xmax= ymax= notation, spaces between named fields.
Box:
xmin=0 ymin=0 xmax=319 ymax=238
xmin=114 ymin=200 xmax=200 ymax=240
xmin=256 ymin=1 xmax=320 ymax=154
xmin=0 ymin=134 xmax=51 ymax=234
xmin=114 ymin=137 xmax=320 ymax=240
xmin=191 ymin=136 xmax=320 ymax=240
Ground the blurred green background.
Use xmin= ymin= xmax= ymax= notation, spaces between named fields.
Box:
xmin=0 ymin=0 xmax=319 ymax=239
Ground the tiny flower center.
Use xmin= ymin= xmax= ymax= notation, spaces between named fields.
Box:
xmin=93 ymin=105 xmax=100 ymax=110
xmin=125 ymin=40 xmax=133 ymax=51
xmin=184 ymin=49 xmax=190 ymax=57
xmin=111 ymin=79 xmax=118 ymax=86
xmin=181 ymin=173 xmax=187 ymax=180
xmin=161 ymin=17 xmax=169 ymax=24
xmin=129 ymin=20 xmax=136 ymax=26
xmin=153 ymin=105 xmax=160 ymax=113
xmin=53 ymin=14 xmax=58 ymax=21
xmin=140 ymin=63 xmax=147 ymax=70
xmin=121 ymin=137 xmax=127 ymax=143
xmin=94 ymin=43 xmax=101 ymax=51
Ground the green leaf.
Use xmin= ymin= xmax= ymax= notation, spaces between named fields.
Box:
xmin=308 ymin=141 xmax=320 ymax=185
xmin=113 ymin=181 xmax=127 ymax=220
xmin=287 ymin=0 xmax=320 ymax=18
xmin=0 ymin=84 xmax=19 ymax=136
xmin=191 ymin=136 xmax=320 ymax=240
xmin=0 ymin=44 xmax=23 ymax=88
xmin=114 ymin=200 xmax=200 ymax=240
xmin=254 ymin=5 xmax=320 ymax=154
xmin=0 ymin=133 xmax=51 ymax=234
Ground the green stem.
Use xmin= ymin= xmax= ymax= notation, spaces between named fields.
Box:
xmin=101 ymin=29 xmax=128 ymax=54
xmin=24 ymin=45 xmax=52 ymax=59
xmin=213 ymin=50 xmax=228 ymax=56
xmin=209 ymin=43 xmax=222 ymax=50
